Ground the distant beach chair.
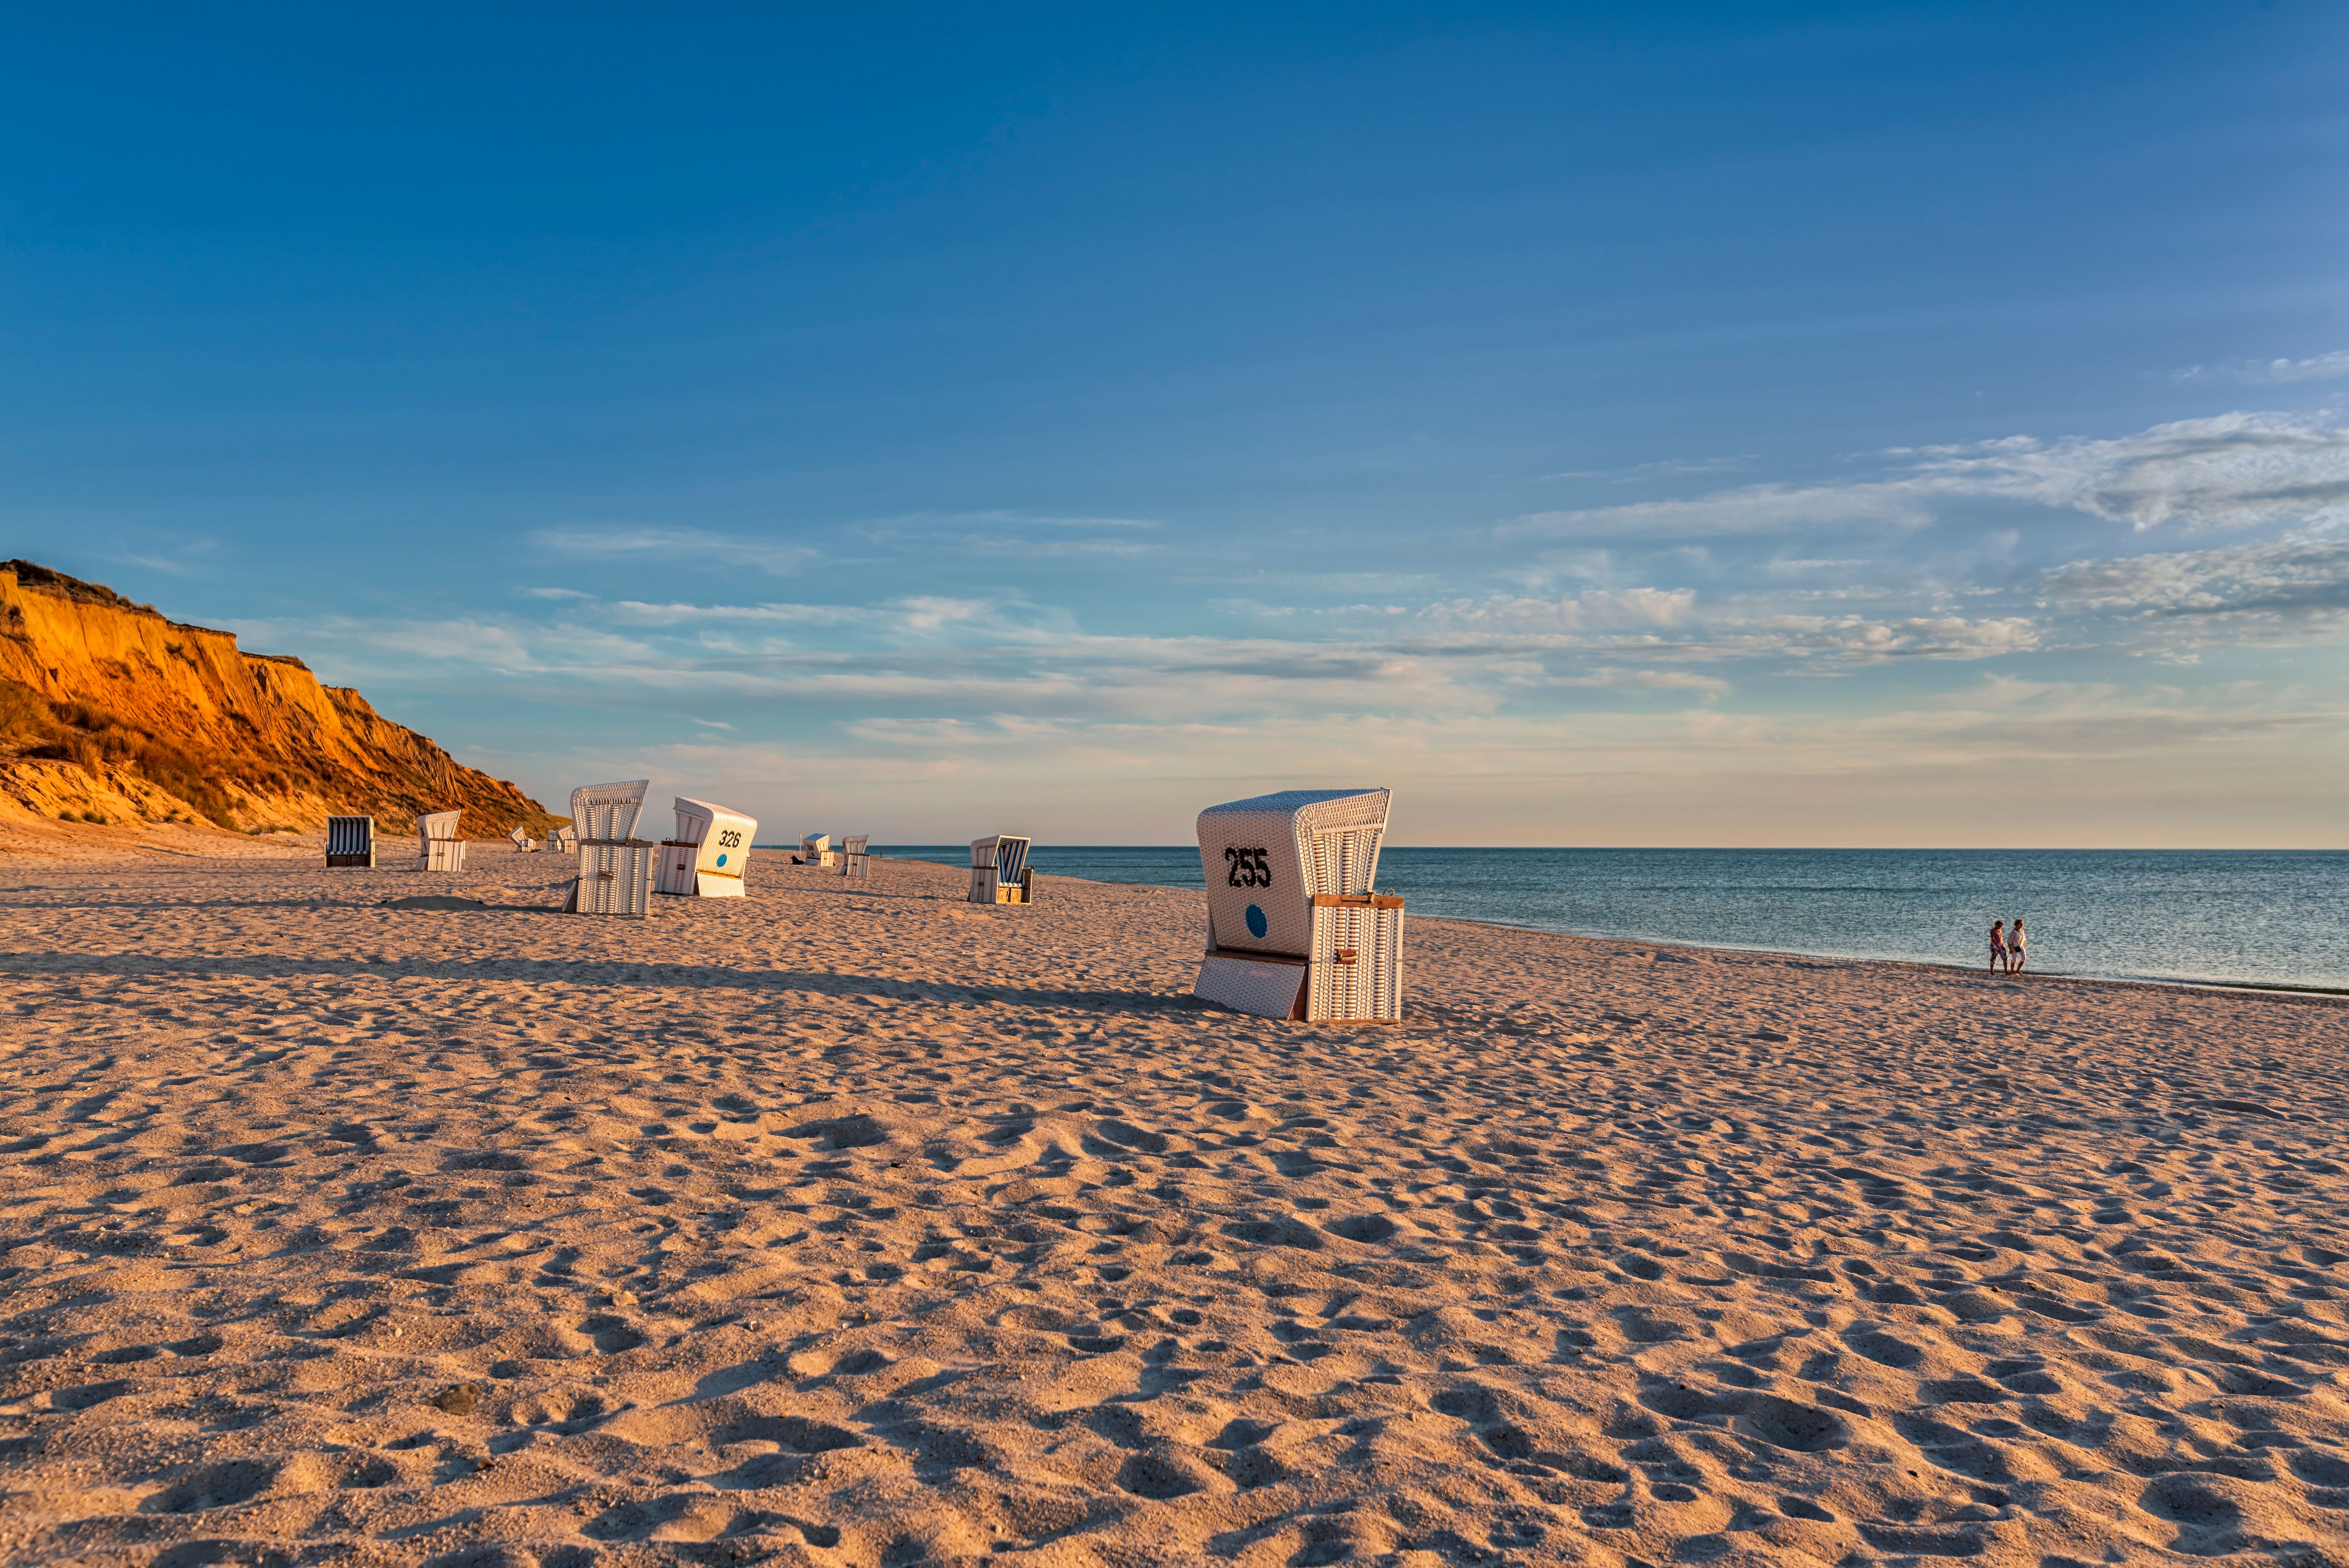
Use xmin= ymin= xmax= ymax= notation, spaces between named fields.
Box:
xmin=326 ymin=815 xmax=375 ymax=869
xmin=418 ymin=809 xmax=466 ymax=873
xmin=560 ymin=779 xmax=655 ymax=917
xmin=1192 ymin=788 xmax=1402 ymax=1022
xmin=547 ymin=824 xmax=577 ymax=854
xmin=507 ymin=825 xmax=539 ymax=853
xmin=843 ymin=834 xmax=870 ymax=880
xmin=799 ymin=833 xmax=834 ymax=868
xmin=656 ymin=797 xmax=757 ymax=898
xmin=968 ymin=834 xmax=1032 ymax=904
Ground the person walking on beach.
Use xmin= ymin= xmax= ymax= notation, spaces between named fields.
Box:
xmin=2008 ymin=916 xmax=2026 ymax=974
xmin=1989 ymin=919 xmax=2008 ymax=974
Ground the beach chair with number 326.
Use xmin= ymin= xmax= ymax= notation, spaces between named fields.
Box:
xmin=655 ymin=797 xmax=757 ymax=899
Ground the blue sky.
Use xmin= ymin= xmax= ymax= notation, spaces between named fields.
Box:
xmin=5 ymin=4 xmax=2345 ymax=845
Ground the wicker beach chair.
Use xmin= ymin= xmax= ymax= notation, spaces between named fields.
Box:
xmin=560 ymin=779 xmax=655 ymax=917
xmin=968 ymin=834 xmax=1032 ymax=904
xmin=506 ymin=825 xmax=539 ymax=852
xmin=1193 ymin=788 xmax=1402 ymax=1022
xmin=547 ymin=824 xmax=576 ymax=854
xmin=325 ymin=815 xmax=375 ymax=868
xmin=798 ymin=833 xmax=834 ymax=868
xmin=656 ymin=797 xmax=757 ymax=898
xmin=418 ymin=809 xmax=466 ymax=873
xmin=843 ymin=834 xmax=870 ymax=880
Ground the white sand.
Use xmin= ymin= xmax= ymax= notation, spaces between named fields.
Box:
xmin=0 ymin=848 xmax=2344 ymax=1566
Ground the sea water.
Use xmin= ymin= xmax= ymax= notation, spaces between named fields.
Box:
xmin=865 ymin=845 xmax=2349 ymax=991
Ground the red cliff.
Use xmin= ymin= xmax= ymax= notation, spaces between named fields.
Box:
xmin=0 ymin=561 xmax=556 ymax=838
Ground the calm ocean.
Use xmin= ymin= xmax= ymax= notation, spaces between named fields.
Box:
xmin=860 ymin=845 xmax=2349 ymax=991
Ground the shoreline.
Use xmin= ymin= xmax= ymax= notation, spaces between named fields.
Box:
xmin=1407 ymin=912 xmax=2349 ymax=1003
xmin=872 ymin=847 xmax=2349 ymax=998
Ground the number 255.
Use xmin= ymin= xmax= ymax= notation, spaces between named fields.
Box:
xmin=1224 ymin=847 xmax=1270 ymax=888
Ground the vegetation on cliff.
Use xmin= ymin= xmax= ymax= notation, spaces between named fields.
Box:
xmin=0 ymin=561 xmax=558 ymax=837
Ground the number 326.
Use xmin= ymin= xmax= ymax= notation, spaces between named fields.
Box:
xmin=1224 ymin=847 xmax=1271 ymax=888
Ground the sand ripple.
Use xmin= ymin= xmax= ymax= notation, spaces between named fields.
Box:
xmin=0 ymin=851 xmax=2344 ymax=1564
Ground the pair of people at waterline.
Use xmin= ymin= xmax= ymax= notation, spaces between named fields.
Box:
xmin=1991 ymin=918 xmax=2028 ymax=974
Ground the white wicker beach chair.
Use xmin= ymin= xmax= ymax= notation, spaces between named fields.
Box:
xmin=548 ymin=824 xmax=576 ymax=854
xmin=1192 ymin=788 xmax=1402 ymax=1022
xmin=967 ymin=834 xmax=1032 ymax=904
xmin=418 ymin=809 xmax=466 ymax=873
xmin=798 ymin=832 xmax=834 ymax=868
xmin=507 ymin=825 xmax=539 ymax=852
xmin=326 ymin=815 xmax=375 ymax=868
xmin=656 ymin=797 xmax=757 ymax=898
xmin=560 ymin=779 xmax=655 ymax=917
xmin=843 ymin=834 xmax=870 ymax=880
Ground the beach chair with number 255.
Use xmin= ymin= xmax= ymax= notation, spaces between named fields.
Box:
xmin=1194 ymin=788 xmax=1402 ymax=1022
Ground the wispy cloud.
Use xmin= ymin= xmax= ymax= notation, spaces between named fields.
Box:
xmin=1542 ymin=455 xmax=1757 ymax=482
xmin=533 ymin=526 xmax=822 ymax=576
xmin=1504 ymin=412 xmax=2349 ymax=540
xmin=1427 ymin=588 xmax=1698 ymax=631
xmin=2173 ymin=350 xmax=2349 ymax=386
xmin=2045 ymin=535 xmax=2349 ymax=624
xmin=1549 ymin=666 xmax=1733 ymax=699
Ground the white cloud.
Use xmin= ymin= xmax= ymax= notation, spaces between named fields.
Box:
xmin=1548 ymin=666 xmax=1732 ymax=699
xmin=1505 ymin=412 xmax=2349 ymax=540
xmin=2044 ymin=535 xmax=2349 ymax=623
xmin=518 ymin=586 xmax=594 ymax=600
xmin=1426 ymin=587 xmax=1698 ymax=631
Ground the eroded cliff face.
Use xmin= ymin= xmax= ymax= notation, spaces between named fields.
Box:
xmin=0 ymin=561 xmax=556 ymax=837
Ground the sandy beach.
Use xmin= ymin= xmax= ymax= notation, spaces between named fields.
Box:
xmin=0 ymin=846 xmax=2344 ymax=1567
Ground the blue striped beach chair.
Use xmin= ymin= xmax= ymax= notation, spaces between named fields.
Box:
xmin=326 ymin=816 xmax=374 ymax=868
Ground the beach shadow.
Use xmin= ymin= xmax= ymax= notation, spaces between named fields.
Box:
xmin=0 ymin=950 xmax=1205 ymax=1014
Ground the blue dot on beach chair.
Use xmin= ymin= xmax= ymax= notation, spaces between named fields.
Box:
xmin=716 ymin=853 xmax=728 ymax=867
xmin=1246 ymin=904 xmax=1267 ymax=938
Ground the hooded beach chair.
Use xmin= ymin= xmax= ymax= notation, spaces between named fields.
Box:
xmin=547 ymin=824 xmax=577 ymax=854
xmin=560 ymin=779 xmax=655 ymax=917
xmin=842 ymin=834 xmax=870 ymax=880
xmin=326 ymin=815 xmax=375 ymax=868
xmin=418 ymin=809 xmax=467 ymax=873
xmin=1193 ymin=788 xmax=1402 ymax=1022
xmin=507 ymin=825 xmax=539 ymax=852
xmin=656 ymin=797 xmax=757 ymax=898
xmin=798 ymin=832 xmax=834 ymax=868
xmin=967 ymin=834 xmax=1032 ymax=904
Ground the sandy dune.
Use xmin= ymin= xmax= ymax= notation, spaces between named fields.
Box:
xmin=0 ymin=849 xmax=2344 ymax=1566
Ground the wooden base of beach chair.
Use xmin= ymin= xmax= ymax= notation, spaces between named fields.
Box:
xmin=1194 ymin=898 xmax=1404 ymax=1022
xmin=421 ymin=839 xmax=467 ymax=873
xmin=325 ymin=853 xmax=373 ymax=868
xmin=654 ymin=841 xmax=697 ymax=897
xmin=1304 ymin=895 xmax=1404 ymax=1021
xmin=569 ymin=840 xmax=656 ymax=917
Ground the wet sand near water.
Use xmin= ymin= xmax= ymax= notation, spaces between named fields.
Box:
xmin=0 ymin=849 xmax=2345 ymax=1566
